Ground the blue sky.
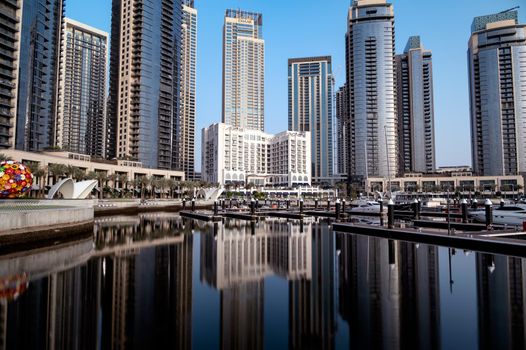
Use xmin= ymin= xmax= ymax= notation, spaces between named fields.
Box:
xmin=67 ymin=0 xmax=525 ymax=170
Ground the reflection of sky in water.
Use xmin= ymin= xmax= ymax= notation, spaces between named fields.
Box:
xmin=439 ymin=249 xmax=478 ymax=350
xmin=1 ymin=214 xmax=525 ymax=349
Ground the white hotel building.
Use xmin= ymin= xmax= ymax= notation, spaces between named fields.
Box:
xmin=202 ymin=123 xmax=311 ymax=187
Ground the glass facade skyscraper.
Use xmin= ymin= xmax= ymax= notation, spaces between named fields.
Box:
xmin=288 ymin=56 xmax=334 ymax=184
xmin=468 ymin=10 xmax=526 ymax=177
xmin=108 ymin=0 xmax=184 ymax=169
xmin=345 ymin=0 xmax=398 ymax=180
xmin=222 ymin=10 xmax=265 ymax=131
xmin=15 ymin=0 xmax=64 ymax=151
xmin=175 ymin=0 xmax=197 ymax=180
xmin=55 ymin=18 xmax=108 ymax=157
xmin=396 ymin=36 xmax=436 ymax=174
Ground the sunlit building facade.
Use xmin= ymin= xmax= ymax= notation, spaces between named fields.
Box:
xmin=222 ymin=10 xmax=265 ymax=131
xmin=468 ymin=10 xmax=526 ymax=177
xmin=202 ymin=123 xmax=311 ymax=187
xmin=175 ymin=0 xmax=197 ymax=180
xmin=345 ymin=0 xmax=398 ymax=180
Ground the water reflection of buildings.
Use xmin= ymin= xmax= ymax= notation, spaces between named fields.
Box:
xmin=336 ymin=233 xmax=440 ymax=350
xmin=477 ymin=254 xmax=526 ymax=350
xmin=289 ymin=223 xmax=336 ymax=349
xmin=2 ymin=213 xmax=193 ymax=350
xmin=201 ymin=219 xmax=335 ymax=349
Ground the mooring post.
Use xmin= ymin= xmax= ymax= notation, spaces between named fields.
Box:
xmin=461 ymin=198 xmax=468 ymax=223
xmin=251 ymin=198 xmax=255 ymax=216
xmin=255 ymin=199 xmax=259 ymax=212
xmin=214 ymin=200 xmax=218 ymax=215
xmin=500 ymin=198 xmax=505 ymax=209
xmin=417 ymin=199 xmax=422 ymax=213
xmin=315 ymin=198 xmax=319 ymax=210
xmin=413 ymin=199 xmax=420 ymax=220
xmin=299 ymin=197 xmax=304 ymax=214
xmin=286 ymin=199 xmax=290 ymax=210
xmin=327 ymin=199 xmax=331 ymax=212
xmin=342 ymin=199 xmax=346 ymax=214
xmin=388 ymin=199 xmax=395 ymax=229
xmin=182 ymin=198 xmax=186 ymax=210
xmin=191 ymin=197 xmax=196 ymax=212
xmin=379 ymin=200 xmax=384 ymax=226
xmin=335 ymin=199 xmax=341 ymax=221
xmin=485 ymin=199 xmax=493 ymax=230
xmin=472 ymin=198 xmax=478 ymax=209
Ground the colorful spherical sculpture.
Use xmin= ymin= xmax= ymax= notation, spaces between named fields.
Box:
xmin=0 ymin=161 xmax=33 ymax=198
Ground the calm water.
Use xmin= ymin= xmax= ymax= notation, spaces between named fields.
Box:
xmin=1 ymin=213 xmax=525 ymax=349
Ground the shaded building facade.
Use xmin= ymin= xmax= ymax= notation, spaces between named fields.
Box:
xmin=0 ymin=0 xmax=22 ymax=149
xmin=15 ymin=0 xmax=64 ymax=151
xmin=55 ymin=18 xmax=108 ymax=157
xmin=107 ymin=0 xmax=184 ymax=169
xmin=335 ymin=84 xmax=349 ymax=176
xmin=396 ymin=36 xmax=435 ymax=174
xmin=288 ymin=56 xmax=334 ymax=184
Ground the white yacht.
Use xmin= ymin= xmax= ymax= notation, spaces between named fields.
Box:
xmin=470 ymin=204 xmax=526 ymax=226
xmin=349 ymin=200 xmax=385 ymax=213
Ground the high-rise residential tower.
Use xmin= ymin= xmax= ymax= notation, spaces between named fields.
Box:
xmin=15 ymin=0 xmax=64 ymax=151
xmin=288 ymin=56 xmax=334 ymax=184
xmin=0 ymin=1 xmax=22 ymax=149
xmin=175 ymin=0 xmax=197 ymax=180
xmin=222 ymin=10 xmax=264 ymax=131
xmin=55 ymin=18 xmax=108 ymax=157
xmin=345 ymin=0 xmax=398 ymax=181
xmin=396 ymin=36 xmax=436 ymax=174
xmin=108 ymin=0 xmax=184 ymax=169
xmin=468 ymin=10 xmax=526 ymax=177
xmin=335 ymin=84 xmax=349 ymax=176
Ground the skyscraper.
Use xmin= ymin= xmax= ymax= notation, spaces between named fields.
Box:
xmin=288 ymin=56 xmax=334 ymax=184
xmin=396 ymin=36 xmax=436 ymax=174
xmin=0 ymin=1 xmax=22 ymax=149
xmin=468 ymin=10 xmax=526 ymax=177
xmin=345 ymin=0 xmax=398 ymax=181
xmin=55 ymin=18 xmax=108 ymax=157
xmin=108 ymin=0 xmax=184 ymax=169
xmin=15 ymin=0 xmax=64 ymax=151
xmin=222 ymin=10 xmax=264 ymax=131
xmin=335 ymin=84 xmax=349 ymax=176
xmin=175 ymin=0 xmax=197 ymax=180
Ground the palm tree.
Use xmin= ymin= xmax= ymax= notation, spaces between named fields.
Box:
xmin=0 ymin=153 xmax=12 ymax=162
xmin=137 ymin=176 xmax=150 ymax=201
xmin=149 ymin=176 xmax=160 ymax=199
xmin=118 ymin=174 xmax=128 ymax=197
xmin=26 ymin=162 xmax=45 ymax=198
xmin=167 ymin=179 xmax=178 ymax=199
xmin=87 ymin=171 xmax=107 ymax=199
xmin=47 ymin=163 xmax=67 ymax=185
xmin=107 ymin=173 xmax=118 ymax=197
